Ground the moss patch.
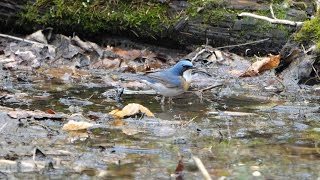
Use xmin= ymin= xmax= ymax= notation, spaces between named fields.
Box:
xmin=295 ymin=17 xmax=320 ymax=51
xmin=20 ymin=0 xmax=178 ymax=36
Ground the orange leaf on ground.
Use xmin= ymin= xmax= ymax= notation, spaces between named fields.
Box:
xmin=46 ymin=109 xmax=56 ymax=114
xmin=113 ymin=119 xmax=125 ymax=126
xmin=240 ymin=54 xmax=280 ymax=77
xmin=109 ymin=103 xmax=154 ymax=118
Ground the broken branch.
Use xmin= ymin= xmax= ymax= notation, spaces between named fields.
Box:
xmin=0 ymin=33 xmax=54 ymax=49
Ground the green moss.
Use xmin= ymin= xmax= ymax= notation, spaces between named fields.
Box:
xmin=20 ymin=0 xmax=178 ymax=35
xmin=295 ymin=17 xmax=320 ymax=50
xmin=256 ymin=4 xmax=289 ymax=20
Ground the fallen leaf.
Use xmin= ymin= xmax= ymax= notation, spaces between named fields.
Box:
xmin=109 ymin=103 xmax=154 ymax=118
xmin=122 ymin=128 xmax=140 ymax=135
xmin=90 ymin=58 xmax=121 ymax=69
xmin=62 ymin=120 xmax=94 ymax=131
xmin=46 ymin=109 xmax=56 ymax=114
xmin=7 ymin=109 xmax=66 ymax=120
xmin=240 ymin=54 xmax=280 ymax=77
xmin=39 ymin=66 xmax=90 ymax=80
xmin=113 ymin=119 xmax=125 ymax=126
xmin=113 ymin=48 xmax=142 ymax=61
xmin=175 ymin=160 xmax=185 ymax=175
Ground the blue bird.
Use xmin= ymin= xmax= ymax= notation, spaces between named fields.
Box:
xmin=140 ymin=60 xmax=193 ymax=104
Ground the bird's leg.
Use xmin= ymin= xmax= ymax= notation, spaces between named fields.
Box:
xmin=168 ymin=97 xmax=174 ymax=104
xmin=160 ymin=96 xmax=166 ymax=105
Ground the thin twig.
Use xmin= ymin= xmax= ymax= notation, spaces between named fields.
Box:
xmin=0 ymin=122 xmax=8 ymax=133
xmin=191 ymin=48 xmax=207 ymax=63
xmin=86 ymin=92 xmax=96 ymax=101
xmin=192 ymin=156 xmax=212 ymax=180
xmin=216 ymin=38 xmax=270 ymax=49
xmin=196 ymin=84 xmax=224 ymax=92
xmin=270 ymin=4 xmax=277 ymax=19
xmin=28 ymin=121 xmax=59 ymax=134
xmin=0 ymin=33 xmax=52 ymax=48
xmin=275 ymin=76 xmax=286 ymax=91
xmin=238 ymin=12 xmax=303 ymax=26
xmin=182 ymin=116 xmax=198 ymax=127
xmin=312 ymin=65 xmax=320 ymax=80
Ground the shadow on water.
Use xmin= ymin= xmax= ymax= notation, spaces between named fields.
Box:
xmin=1 ymin=80 xmax=320 ymax=179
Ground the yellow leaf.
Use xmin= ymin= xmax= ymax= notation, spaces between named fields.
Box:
xmin=109 ymin=103 xmax=154 ymax=118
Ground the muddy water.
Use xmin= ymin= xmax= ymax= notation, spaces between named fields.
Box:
xmin=1 ymin=77 xmax=320 ymax=179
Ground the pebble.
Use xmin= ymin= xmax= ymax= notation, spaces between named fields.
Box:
xmin=252 ymin=171 xmax=261 ymax=177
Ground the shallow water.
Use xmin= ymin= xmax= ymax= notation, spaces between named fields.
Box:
xmin=1 ymin=76 xmax=320 ymax=179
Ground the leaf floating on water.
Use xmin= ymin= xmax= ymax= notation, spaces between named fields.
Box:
xmin=62 ymin=120 xmax=94 ymax=131
xmin=109 ymin=103 xmax=154 ymax=118
xmin=240 ymin=54 xmax=280 ymax=77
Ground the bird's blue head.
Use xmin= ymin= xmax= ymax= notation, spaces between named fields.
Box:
xmin=168 ymin=60 xmax=193 ymax=75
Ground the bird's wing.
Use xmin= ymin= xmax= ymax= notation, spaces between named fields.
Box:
xmin=144 ymin=72 xmax=182 ymax=88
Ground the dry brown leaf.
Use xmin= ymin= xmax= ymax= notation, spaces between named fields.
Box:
xmin=109 ymin=103 xmax=154 ymax=118
xmin=113 ymin=48 xmax=142 ymax=61
xmin=46 ymin=109 xmax=56 ymax=114
xmin=240 ymin=54 xmax=280 ymax=77
xmin=62 ymin=120 xmax=94 ymax=131
xmin=90 ymin=58 xmax=121 ymax=69
xmin=113 ymin=119 xmax=125 ymax=126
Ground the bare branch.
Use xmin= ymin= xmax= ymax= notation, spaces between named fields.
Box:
xmin=0 ymin=33 xmax=52 ymax=48
xmin=238 ymin=12 xmax=303 ymax=27
xmin=192 ymin=156 xmax=212 ymax=180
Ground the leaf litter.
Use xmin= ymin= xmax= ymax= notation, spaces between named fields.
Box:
xmin=0 ymin=30 xmax=320 ymax=179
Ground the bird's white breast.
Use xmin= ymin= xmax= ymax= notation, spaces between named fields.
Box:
xmin=183 ymin=69 xmax=192 ymax=83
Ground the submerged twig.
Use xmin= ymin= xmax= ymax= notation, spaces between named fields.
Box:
xmin=0 ymin=122 xmax=8 ymax=133
xmin=192 ymin=156 xmax=212 ymax=180
xmin=28 ymin=121 xmax=59 ymax=134
xmin=196 ymin=84 xmax=224 ymax=92
xmin=181 ymin=116 xmax=198 ymax=127
xmin=86 ymin=92 xmax=97 ymax=101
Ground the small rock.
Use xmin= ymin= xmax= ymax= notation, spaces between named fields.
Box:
xmin=252 ymin=171 xmax=261 ymax=177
